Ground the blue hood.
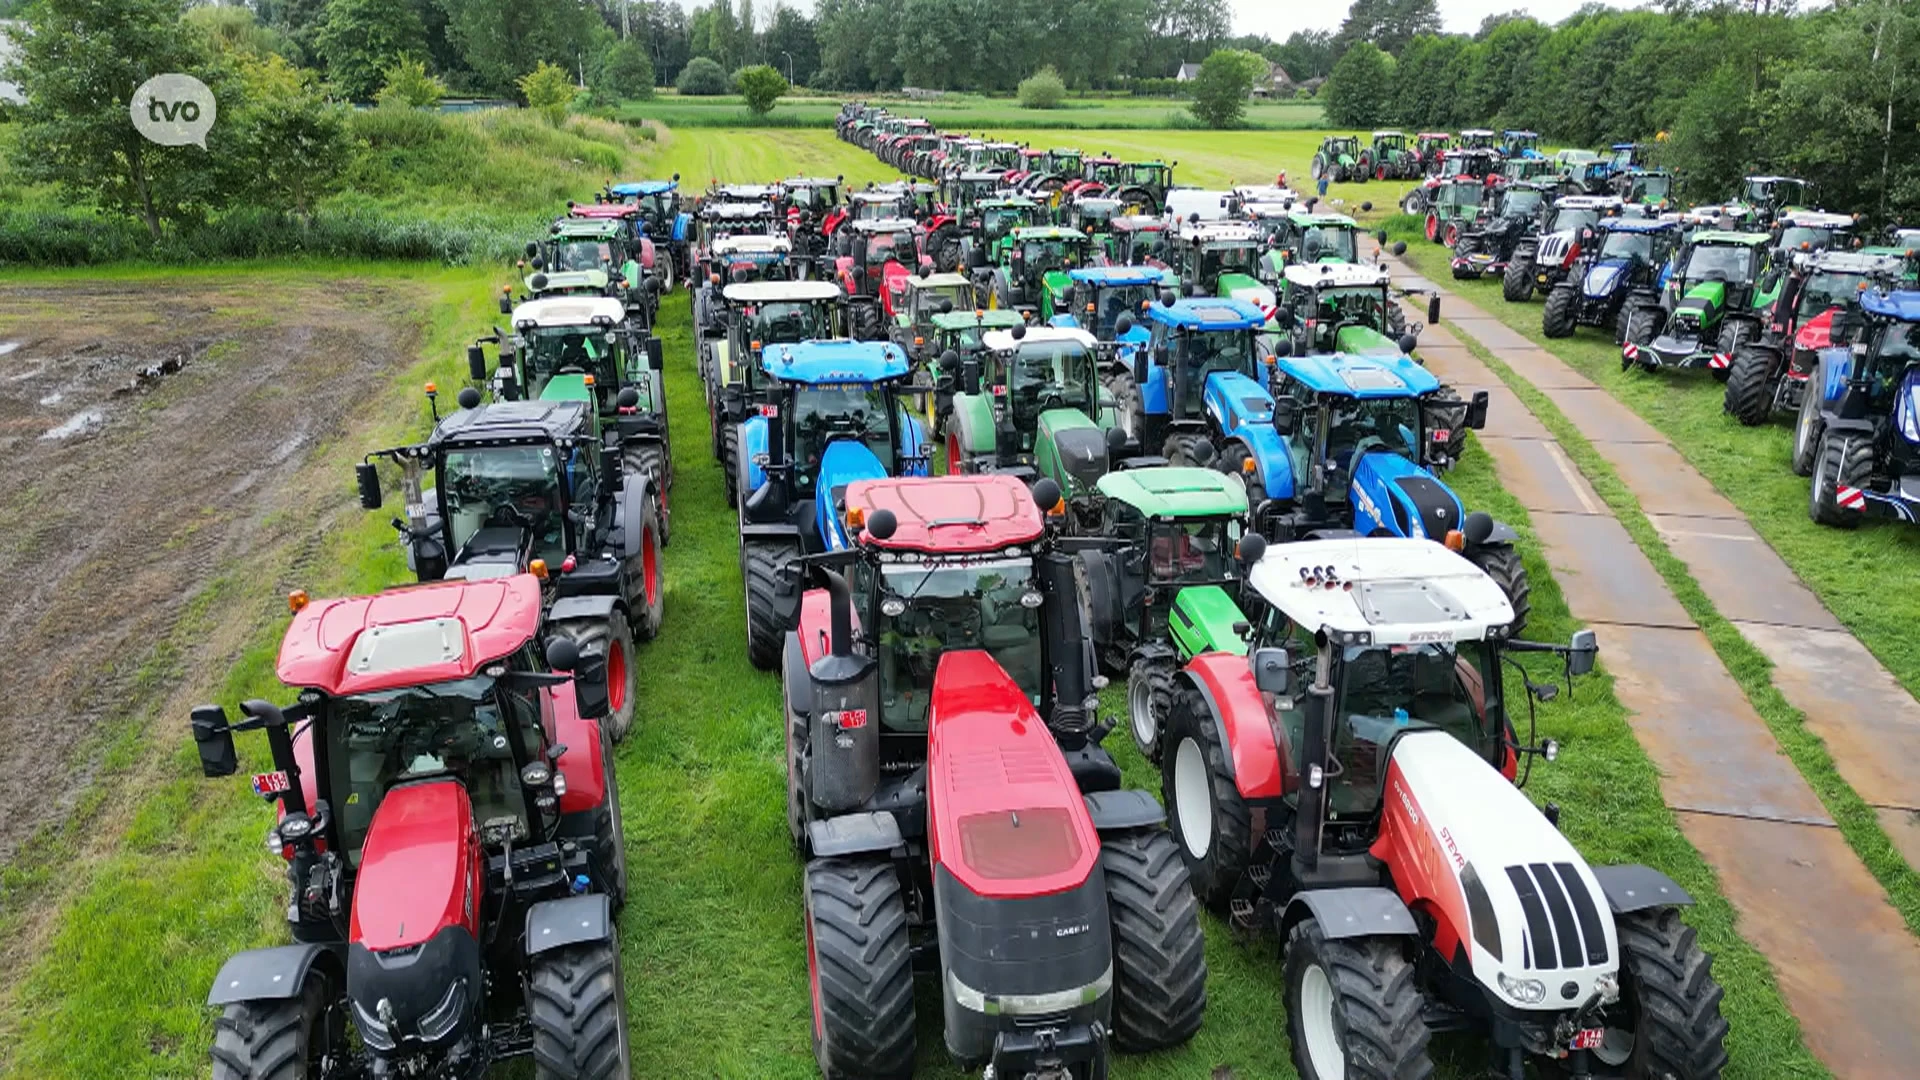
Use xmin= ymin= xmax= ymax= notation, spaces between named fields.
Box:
xmin=815 ymin=439 xmax=890 ymax=550
xmin=1581 ymin=260 xmax=1632 ymax=300
xmin=1348 ymin=450 xmax=1459 ymax=541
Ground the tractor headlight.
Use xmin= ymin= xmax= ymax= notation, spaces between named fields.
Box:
xmin=1497 ymin=971 xmax=1548 ymax=1005
xmin=881 ymin=596 xmax=907 ymax=617
xmin=416 ymin=979 xmax=469 ymax=1043
xmin=1020 ymin=590 xmax=1045 ymax=609
xmin=948 ymin=964 xmax=1112 ymax=1016
xmin=353 ymin=999 xmax=397 ymax=1051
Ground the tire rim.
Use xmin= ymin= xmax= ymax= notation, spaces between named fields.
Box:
xmin=643 ymin=526 xmax=660 ymax=607
xmin=1127 ymin=672 xmax=1156 ymax=751
xmin=1795 ymin=395 xmax=1815 ymax=462
xmin=1173 ymin=737 xmax=1213 ymax=859
xmin=608 ymin=639 xmax=629 ymax=714
xmin=1299 ymin=961 xmax=1346 ymax=1076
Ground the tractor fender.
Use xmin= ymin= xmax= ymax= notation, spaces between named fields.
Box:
xmin=949 ymin=392 xmax=998 ymax=461
xmin=1281 ymin=888 xmax=1420 ymax=942
xmin=1235 ymin=429 xmax=1296 ymax=501
xmin=206 ymin=944 xmax=344 ymax=1006
xmin=671 ymin=213 xmax=692 ymax=243
xmin=1081 ymin=789 xmax=1166 ymax=833
xmin=549 ymin=594 xmax=619 ymax=624
xmin=543 ymin=683 xmax=607 ymax=815
xmin=895 ymin=408 xmax=929 ymax=474
xmin=1589 ymin=864 xmax=1694 ymax=914
xmin=613 ymin=474 xmax=653 ymax=559
xmin=1077 ymin=549 xmax=1123 ymax=648
xmin=1048 ymin=313 xmax=1082 ymax=330
xmin=1169 ymin=585 xmax=1250 ymax=660
xmin=741 ymin=412 xmax=771 ymax=494
xmin=1204 ymin=370 xmax=1272 ymax=436
xmin=1178 ymin=653 xmax=1287 ymax=799
xmin=1484 ymin=520 xmax=1519 ymax=546
xmin=783 ymin=631 xmax=815 ymax=718
xmin=525 ymin=893 xmax=613 ymax=957
xmin=808 ymin=811 xmax=904 ymax=858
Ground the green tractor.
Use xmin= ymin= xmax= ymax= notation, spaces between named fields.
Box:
xmin=960 ymin=196 xmax=1041 ymax=271
xmin=1738 ymin=175 xmax=1814 ymax=226
xmin=1424 ymin=175 xmax=1488 ymax=247
xmin=1621 ymin=231 xmax=1781 ymax=378
xmin=1113 ymin=159 xmax=1175 ymax=214
xmin=703 ymin=281 xmax=844 ymax=506
xmin=890 ymin=271 xmax=980 ymax=364
xmin=1310 ymin=136 xmax=1365 ymax=184
xmin=1614 ymin=167 xmax=1675 ymax=212
xmin=1369 ymin=130 xmax=1416 ymax=180
xmin=1076 ymin=466 xmax=1252 ymax=761
xmin=943 ymin=324 xmax=1122 ymax=503
xmin=1167 ymin=221 xmax=1271 ymax=317
xmin=921 ymin=307 xmax=1026 ymax=435
xmin=972 ymin=224 xmax=1091 ymax=319
xmin=504 ymin=218 xmax=655 ymax=319
xmin=1259 ymin=209 xmax=1365 ymax=272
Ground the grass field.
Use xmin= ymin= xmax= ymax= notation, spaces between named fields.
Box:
xmin=620 ymin=92 xmax=1326 ymax=130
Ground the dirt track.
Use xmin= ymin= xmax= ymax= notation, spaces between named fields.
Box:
xmin=0 ymin=279 xmax=420 ymax=866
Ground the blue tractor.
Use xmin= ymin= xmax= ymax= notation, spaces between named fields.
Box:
xmin=1050 ymin=265 xmax=1170 ymax=346
xmin=1258 ymin=351 xmax=1529 ymax=625
xmin=1541 ymin=217 xmax=1681 ymax=340
xmin=737 ymin=340 xmax=931 ymax=667
xmin=1105 ymin=295 xmax=1273 ymax=470
xmin=604 ymin=177 xmax=694 ymax=290
xmin=1807 ymin=289 xmax=1920 ymax=528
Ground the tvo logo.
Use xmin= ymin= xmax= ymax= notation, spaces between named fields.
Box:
xmin=130 ymin=74 xmax=216 ymax=149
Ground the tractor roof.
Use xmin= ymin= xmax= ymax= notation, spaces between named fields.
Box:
xmin=1233 ymin=184 xmax=1295 ymax=202
xmin=277 ymin=575 xmax=546 ymax=697
xmin=722 ymin=280 xmax=841 ymax=303
xmin=704 ymin=202 xmax=775 ymax=218
xmin=1283 ymin=262 xmax=1390 ymax=289
xmin=1011 ymin=225 xmax=1087 ymax=240
xmin=609 ymin=180 xmax=676 ymax=196
xmin=566 ymin=205 xmax=640 ymax=222
xmin=1597 ymin=217 xmax=1677 ymax=234
xmin=1287 ymin=211 xmax=1358 ymax=226
xmin=851 ymin=217 xmax=917 ymax=233
xmin=784 ymin=176 xmax=842 ymax=187
xmin=1416 ymin=132 xmax=1451 ymax=139
xmin=1276 ymin=351 xmax=1441 ymax=399
xmin=762 ymin=339 xmax=911 ymax=383
xmin=1069 ymin=265 xmax=1170 ymax=286
xmin=1108 ymin=217 xmax=1167 ymax=232
xmin=1246 ymin=538 xmax=1515 ymax=644
xmin=717 ymin=183 xmax=780 ymax=198
xmin=1372 ymin=130 xmax=1405 ymax=138
xmin=1505 ymin=129 xmax=1538 ymax=137
xmin=1178 ymin=223 xmax=1261 ymax=244
xmin=427 ymin=399 xmax=592 ymax=449
xmin=1691 ymin=231 xmax=1771 ymax=246
xmin=1146 ymin=297 xmax=1267 ymax=331
xmin=1807 ymin=250 xmax=1905 ymax=276
xmin=1861 ymin=290 xmax=1920 ymax=322
xmin=982 ymin=326 xmax=1097 ymax=351
xmin=980 ymin=196 xmax=1037 ymax=208
xmin=1460 ymin=128 xmax=1494 ymax=136
xmin=1778 ymin=211 xmax=1856 ymax=228
xmin=550 ymin=219 xmax=624 ymax=239
xmin=955 ymin=170 xmax=1005 ymax=182
xmin=847 ymin=475 xmax=1045 ymax=554
xmin=712 ymin=234 xmax=792 ymax=255
xmin=1095 ymin=467 xmax=1248 ymax=518
xmin=1746 ymin=175 xmax=1805 ymax=184
xmin=1553 ymin=195 xmax=1623 ymax=210
xmin=511 ymin=295 xmax=627 ymax=329
xmin=931 ymin=309 xmax=1024 ymax=331
xmin=904 ymin=271 xmax=974 ymax=290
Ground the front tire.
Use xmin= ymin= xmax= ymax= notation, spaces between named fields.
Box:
xmin=1283 ymin=920 xmax=1433 ymax=1080
xmin=1790 ymin=375 xmax=1824 ymax=476
xmin=805 ymin=858 xmax=915 ymax=1080
xmin=529 ymin=935 xmax=632 ymax=1080
xmin=1126 ymin=655 xmax=1176 ymax=763
xmin=1103 ymin=829 xmax=1207 ymax=1052
xmin=1576 ymin=907 xmax=1729 ymax=1080
xmin=1809 ymin=433 xmax=1871 ymax=529
xmin=210 ymin=973 xmax=338 ymax=1080
xmin=1502 ymin=258 xmax=1534 ymax=302
xmin=742 ymin=539 xmax=794 ymax=671
xmin=1160 ymin=681 xmax=1252 ymax=910
xmin=1722 ymin=345 xmax=1776 ymax=426
xmin=1162 ymin=432 xmax=1214 ymax=468
xmin=1467 ymin=543 xmax=1531 ymax=633
xmin=1541 ymin=284 xmax=1578 ymax=338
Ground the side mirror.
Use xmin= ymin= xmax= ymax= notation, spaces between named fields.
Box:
xmin=599 ymin=446 xmax=620 ymax=494
xmin=1237 ymin=531 xmax=1266 ymax=568
xmin=530 ymin=258 xmax=547 ymax=272
xmin=545 ymin=636 xmax=580 ymax=672
xmin=1398 ymin=333 xmax=1419 ymax=354
xmin=1272 ymin=397 xmax=1297 ymax=436
xmin=1031 ymin=477 xmax=1064 ymax=515
xmin=1132 ymin=347 xmax=1149 ymax=385
xmin=525 ymin=241 xmax=539 ymax=258
xmin=645 ymin=337 xmax=664 ymax=371
xmin=961 ymin=358 xmax=982 ymax=396
xmin=355 ymin=462 xmax=382 ymax=510
xmin=1392 ymin=241 xmax=1408 ymax=256
xmin=1251 ymin=647 xmax=1292 ymax=696
xmin=1463 ymin=510 xmax=1494 ymax=547
xmin=1568 ymin=629 xmax=1598 ymax=676
xmin=1427 ymin=294 xmax=1441 ymax=324
xmin=467 ymin=345 xmax=488 ymax=382
xmin=616 ymin=386 xmax=640 ymax=410
xmin=1375 ymin=229 xmax=1388 ymax=244
xmin=1114 ymin=312 xmax=1134 ymax=336
xmin=1466 ymin=390 xmax=1490 ymax=430
xmin=190 ymin=704 xmax=237 ymax=778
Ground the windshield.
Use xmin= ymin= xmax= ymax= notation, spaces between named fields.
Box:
xmin=1090 ymin=284 xmax=1153 ymax=336
xmin=1779 ymin=226 xmax=1836 ymax=253
xmin=1127 ymin=164 xmax=1167 ymax=186
xmin=1629 ymin=175 xmax=1671 ymax=203
xmin=1198 ymin=243 xmax=1258 ymax=280
xmin=1176 ymin=329 xmax=1256 ymax=412
xmin=1598 ymin=231 xmax=1654 ymax=261
xmin=1501 ymin=191 xmax=1545 ymax=219
xmin=1307 ymin=286 xmax=1392 ymax=351
xmin=873 ymin=559 xmax=1043 ymax=731
xmin=1146 ymin=518 xmax=1234 ymax=583
xmin=865 ymin=231 xmax=911 ymax=262
xmin=1301 ymin=225 xmax=1357 ymax=263
xmin=627 ymin=192 xmax=672 ymax=220
xmin=442 ymin=444 xmax=574 ymax=565
xmin=1123 ymin=230 xmax=1167 ymax=265
xmin=792 ymin=383 xmax=892 ymax=485
xmin=751 ymin=301 xmax=830 ymax=344
xmin=1005 ymin=341 xmax=1097 ymax=438
xmin=1548 ymin=208 xmax=1599 ymax=234
xmin=1089 ymin=162 xmax=1123 ymax=184
xmin=1799 ymin=271 xmax=1868 ymax=319
xmin=1020 ymin=238 xmax=1083 ymax=272
xmin=1326 ymin=395 xmax=1420 ymax=468
xmin=1684 ymin=244 xmax=1757 ymax=284
xmin=912 ymin=284 xmax=974 ymax=323
xmin=1442 ymin=185 xmax=1484 ymax=209
xmin=982 ymin=206 xmax=1029 ymax=238
xmin=522 ymin=326 xmax=624 ymax=394
xmin=1325 ymin=642 xmax=1492 ymax=814
xmin=551 ymin=240 xmax=613 ymax=272
xmin=328 ymin=676 xmax=542 ymax=862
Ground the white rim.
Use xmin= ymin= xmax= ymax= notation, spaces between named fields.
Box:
xmin=1300 ymin=961 xmax=1345 ymax=1077
xmin=1795 ymin=394 xmax=1815 ymax=461
xmin=1128 ymin=672 xmax=1156 ymax=751
xmin=1173 ymin=737 xmax=1213 ymax=859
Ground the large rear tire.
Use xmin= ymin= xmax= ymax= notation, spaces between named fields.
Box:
xmin=1541 ymin=284 xmax=1578 ymax=339
xmin=1502 ymin=258 xmax=1534 ymax=302
xmin=1162 ymin=432 xmax=1215 ymax=468
xmin=1160 ymin=681 xmax=1252 ymax=911
xmin=210 ymin=973 xmax=338 ymax=1080
xmin=1569 ymin=907 xmax=1729 ymax=1080
xmin=1468 ymin=543 xmax=1531 ymax=634
xmin=627 ymin=497 xmax=665 ymax=643
xmin=1102 ymin=828 xmax=1207 ymax=1053
xmin=529 ymin=935 xmax=632 ymax=1080
xmin=1722 ymin=345 xmax=1776 ymax=426
xmin=1711 ymin=318 xmax=1755 ymax=383
xmin=1126 ymin=655 xmax=1176 ymax=764
xmin=742 ymin=539 xmax=793 ymax=671
xmin=554 ymin=612 xmax=638 ymax=742
xmin=624 ymin=443 xmax=671 ymax=548
xmin=720 ymin=421 xmax=740 ymax=508
xmin=1283 ymin=920 xmax=1433 ymax=1080
xmin=805 ymin=858 xmax=915 ymax=1080
xmin=592 ymin=746 xmax=629 ymax=910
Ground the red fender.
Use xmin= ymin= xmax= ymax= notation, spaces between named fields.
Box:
xmin=638 ymin=236 xmax=656 ymax=270
xmin=1183 ymin=652 xmax=1290 ymax=799
xmin=795 ymin=587 xmax=864 ymax=667
xmin=544 ymin=685 xmax=608 ymax=815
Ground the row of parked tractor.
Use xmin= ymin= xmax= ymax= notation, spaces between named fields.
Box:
xmin=178 ymin=121 xmax=1733 ymax=1080
xmin=1423 ymin=143 xmax=1920 ymax=529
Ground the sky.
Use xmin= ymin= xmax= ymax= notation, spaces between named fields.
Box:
xmin=1228 ymin=0 xmax=1646 ymax=39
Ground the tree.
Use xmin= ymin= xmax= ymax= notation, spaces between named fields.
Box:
xmin=734 ymin=63 xmax=786 ymax=113
xmin=1017 ymin=66 xmax=1067 ymax=109
xmin=376 ymin=56 xmax=448 ymax=106
xmin=761 ymin=6 xmax=819 ymax=87
xmin=225 ymin=51 xmax=354 ymax=219
xmin=1273 ymin=29 xmax=1336 ymax=81
xmin=317 ymin=0 xmax=427 ymax=102
xmin=1321 ymin=40 xmax=1396 ymax=126
xmin=1335 ymin=0 xmax=1440 ymax=56
xmin=594 ymin=38 xmax=656 ymax=100
xmin=1187 ymin=48 xmax=1266 ymax=128
xmin=633 ymin=0 xmax=693 ymax=85
xmin=184 ymin=5 xmax=298 ymax=60
xmin=518 ymin=59 xmax=576 ymax=124
xmin=675 ymin=54 xmax=729 ymax=94
xmin=5 ymin=0 xmax=219 ymax=240
xmin=438 ymin=0 xmax=603 ymax=95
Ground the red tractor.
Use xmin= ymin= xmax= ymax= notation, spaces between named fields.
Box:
xmin=190 ymin=574 xmax=633 ymax=1079
xmin=834 ymin=217 xmax=933 ymax=340
xmin=1161 ymin=536 xmax=1729 ymax=1080
xmin=785 ymin=475 xmax=1208 ymax=1079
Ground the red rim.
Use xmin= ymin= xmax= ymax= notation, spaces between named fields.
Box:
xmin=1377 ymin=166 xmax=1387 ymax=181
xmin=607 ymin=639 xmax=628 ymax=713
xmin=642 ymin=526 xmax=659 ymax=606
xmin=1445 ymin=224 xmax=1459 ymax=247
xmin=947 ymin=431 xmax=963 ymax=475
xmin=1426 ymin=215 xmax=1438 ymax=241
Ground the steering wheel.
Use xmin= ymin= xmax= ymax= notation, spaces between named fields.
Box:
xmin=488 ymin=503 xmax=536 ymax=530
xmin=556 ymin=363 xmax=589 ymax=375
xmin=1351 ymin=434 xmax=1389 ymax=462
xmin=1038 ymin=388 xmax=1067 ymax=409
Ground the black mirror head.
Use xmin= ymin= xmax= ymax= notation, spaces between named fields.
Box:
xmin=1463 ymin=510 xmax=1495 ymax=547
xmin=616 ymin=387 xmax=640 ymax=410
xmin=1031 ymin=477 xmax=1063 ymax=515
xmin=1398 ymin=333 xmax=1419 ymax=354
xmin=467 ymin=345 xmax=488 ymax=381
xmin=1393 ymin=241 xmax=1409 ymax=256
xmin=190 ymin=704 xmax=237 ymax=778
xmin=1114 ymin=312 xmax=1134 ymax=335
xmin=546 ymin=636 xmax=580 ymax=672
xmin=1428 ymin=294 xmax=1442 ymax=324
xmin=457 ymin=386 xmax=482 ymax=410
xmin=1569 ymin=628 xmax=1599 ymax=676
xmin=525 ymin=241 xmax=539 ymax=258
xmin=355 ymin=462 xmax=382 ymax=510
xmin=1250 ymin=646 xmax=1291 ymax=696
xmin=1237 ymin=531 xmax=1267 ymax=566
xmin=866 ymin=507 xmax=898 ymax=540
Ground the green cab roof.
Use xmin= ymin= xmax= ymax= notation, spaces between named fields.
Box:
xmin=537 ymin=372 xmax=597 ymax=405
xmin=931 ymin=310 xmax=1023 ymax=330
xmin=1096 ymin=466 xmax=1249 ymax=517
xmin=550 ymin=220 xmax=624 ymax=239
xmin=1011 ymin=226 xmax=1087 ymax=240
xmin=904 ymin=272 xmax=974 ymax=290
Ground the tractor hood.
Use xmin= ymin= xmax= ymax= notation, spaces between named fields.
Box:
xmin=1795 ymin=307 xmax=1838 ymax=352
xmin=816 ymin=438 xmax=890 ymax=551
xmin=538 ymin=372 xmax=596 ymax=404
xmin=1219 ymin=273 xmax=1275 ymax=321
xmin=1333 ymin=325 xmax=1402 ymax=357
xmin=1349 ymin=451 xmax=1461 ymax=541
xmin=1202 ymin=369 xmax=1273 ymax=437
xmin=1680 ymin=279 xmax=1727 ymax=313
xmin=528 ymin=269 xmax=609 ymax=295
xmin=1377 ymin=732 xmax=1618 ymax=1010
xmin=1580 ymin=260 xmax=1632 ymax=300
xmin=1036 ymin=408 xmax=1109 ymax=497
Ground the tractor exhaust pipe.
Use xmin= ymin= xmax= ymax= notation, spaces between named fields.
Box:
xmin=1294 ymin=639 xmax=1335 ymax=877
xmin=1038 ymin=552 xmax=1096 ymax=743
xmin=823 ymin=568 xmax=854 ymax=660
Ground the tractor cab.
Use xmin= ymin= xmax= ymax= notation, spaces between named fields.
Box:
xmin=1441 ymin=148 xmax=1499 ymax=182
xmin=1501 ymin=129 xmax=1543 ymax=158
xmin=1606 ymin=142 xmax=1645 ymax=172
xmin=1514 ymin=195 xmax=1626 ymax=298
xmin=1449 ymin=181 xmax=1554 ymax=281
xmin=1457 ymin=128 xmax=1496 ymax=152
xmin=1274 ymin=262 xmax=1421 ymax=361
xmin=976 ymin=196 xmax=1040 ymax=254
xmin=1119 ymin=296 xmax=1270 ymax=465
xmin=1772 ymin=210 xmax=1860 ymax=261
xmin=1722 ymin=249 xmax=1908 ymax=428
xmin=892 ymin=271 xmax=979 ymax=360
xmin=1806 ymin=289 xmax=1920 ymax=526
xmin=1081 ymin=154 xmax=1125 ymax=189
xmin=1108 ymin=215 xmax=1171 ymax=269
xmin=783 ymin=176 xmax=843 ymax=215
xmin=507 ymin=218 xmax=656 ymax=320
xmin=1370 ymin=131 xmax=1411 ymax=180
xmin=1543 ymin=217 xmax=1680 ymax=340
xmin=1499 ymin=156 xmax=1558 ymax=185
xmin=835 ymin=218 xmax=928 ymax=336
xmin=1561 ymin=158 xmax=1615 ymax=197
xmin=1311 ymin=136 xmax=1364 ymax=184
xmin=605 ymin=176 xmax=682 ymax=226
xmin=874 ymin=179 xmax=938 ymax=220
xmin=1232 ymin=185 xmax=1298 ymax=214
xmin=700 ymin=233 xmax=795 ymax=289
xmin=1615 ymin=167 xmax=1673 ymax=211
xmin=922 ymin=308 xmax=1025 ymax=429
xmin=503 ymin=296 xmax=664 ymax=422
xmin=708 ymin=281 xmax=846 ymax=501
xmin=1413 ymin=131 xmax=1452 ymax=173
xmin=699 ymin=200 xmax=782 ymax=250
xmin=1169 ymin=222 xmax=1266 ymax=307
xmin=1115 ymin=160 xmax=1175 ymax=214
xmin=1066 ymin=196 xmax=1123 ymax=251
xmin=947 ymin=325 xmax=1114 ymax=490
xmin=1739 ymin=175 xmax=1812 ymax=224
xmin=1625 ymin=231 xmax=1777 ymax=372
xmin=941 ymin=171 xmax=1008 ymax=221
xmin=1057 ymin=265 xmax=1171 ymax=342
xmin=1425 ymin=176 xmax=1487 ymax=247
xmin=980 ymin=225 xmax=1090 ymax=319
xmin=189 ymin=574 xmax=634 ymax=1080
xmin=848 ymin=189 xmax=906 ymax=222
xmin=1264 ymin=211 xmax=1362 ymax=271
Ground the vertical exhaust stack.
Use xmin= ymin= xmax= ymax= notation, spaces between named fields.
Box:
xmin=807 ymin=570 xmax=880 ymax=812
xmin=1293 ymin=636 xmax=1335 ymax=878
xmin=1038 ymin=551 xmax=1096 ymax=746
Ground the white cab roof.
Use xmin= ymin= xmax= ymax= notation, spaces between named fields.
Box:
xmin=982 ymin=327 xmax=1098 ymax=351
xmin=722 ymin=281 xmax=841 ymax=302
xmin=1284 ymin=263 xmax=1391 ymax=289
xmin=1246 ymin=538 xmax=1516 ymax=644
xmin=511 ymin=296 xmax=627 ymax=328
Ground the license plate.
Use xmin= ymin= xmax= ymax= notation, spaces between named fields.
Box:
xmin=1569 ymin=1027 xmax=1604 ymax=1051
xmin=836 ymin=709 xmax=869 ymax=730
xmin=756 ymin=404 xmax=779 ymax=417
xmin=1430 ymin=428 xmax=1451 ymax=442
xmin=251 ymin=771 xmax=291 ymax=797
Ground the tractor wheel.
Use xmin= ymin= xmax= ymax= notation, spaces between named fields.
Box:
xmin=1623 ymin=306 xmax=1661 ymax=354
xmin=529 ymin=934 xmax=632 ymax=1080
xmin=720 ymin=421 xmax=740 ymax=508
xmin=1424 ymin=213 xmax=1439 ymax=244
xmin=1376 ymin=164 xmax=1387 ymax=182
xmin=210 ymin=972 xmax=340 ymax=1080
xmin=848 ymin=301 xmax=882 ymax=342
xmin=1422 ymin=386 xmax=1470 ymax=465
xmin=707 ymin=391 xmax=725 ymax=461
xmin=657 ymin=251 xmax=677 ymax=293
xmin=1160 ymin=680 xmax=1252 ymax=911
xmin=1809 ymin=433 xmax=1872 ymax=529
xmin=554 ymin=612 xmax=638 ymax=742
xmin=626 ymin=497 xmax=665 ymax=643
xmin=1103 ymin=369 xmax=1146 ymax=449
xmin=1442 ymin=222 xmax=1460 ymax=248
xmin=625 ymin=443 xmax=671 ymax=548
xmin=1162 ymin=433 xmax=1215 ymax=468
xmin=1711 ymin=318 xmax=1755 ymax=383
xmin=804 ymin=858 xmax=916 ymax=1080
xmin=1723 ymin=345 xmax=1777 ymax=426
xmin=1450 ymin=237 xmax=1478 ymax=279
xmin=1126 ymin=655 xmax=1177 ymax=763
xmin=1557 ymin=907 xmax=1729 ymax=1080
xmin=1101 ymin=828 xmax=1207 ymax=1053
xmin=592 ymin=745 xmax=628 ymax=911
xmin=1790 ymin=377 xmax=1825 ymax=477
xmin=1402 ymin=188 xmax=1427 ymax=215
xmin=1502 ymin=259 xmax=1535 ymax=303
xmin=1310 ymin=154 xmax=1328 ymax=182
xmin=743 ymin=540 xmax=794 ymax=671
xmin=784 ymin=671 xmax=811 ymax=855
xmin=1541 ymin=284 xmax=1578 ymax=339
xmin=1467 ymin=544 xmax=1531 ymax=634
xmin=1282 ymin=919 xmax=1433 ymax=1080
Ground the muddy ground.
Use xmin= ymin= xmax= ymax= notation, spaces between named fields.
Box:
xmin=0 ymin=279 xmax=422 ymax=866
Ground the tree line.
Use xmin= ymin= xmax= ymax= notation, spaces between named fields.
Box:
xmin=1318 ymin=2 xmax=1920 ymax=221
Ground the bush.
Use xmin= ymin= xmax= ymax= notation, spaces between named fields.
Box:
xmin=734 ymin=64 xmax=788 ymax=115
xmin=1188 ymin=49 xmax=1268 ymax=129
xmin=595 ymin=40 xmax=656 ymax=102
xmin=518 ymin=61 xmax=577 ymax=126
xmin=676 ymin=57 xmax=729 ymax=96
xmin=1321 ymin=42 xmax=1396 ymax=128
xmin=375 ymin=57 xmax=446 ymax=108
xmin=1017 ymin=66 xmax=1066 ymax=110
